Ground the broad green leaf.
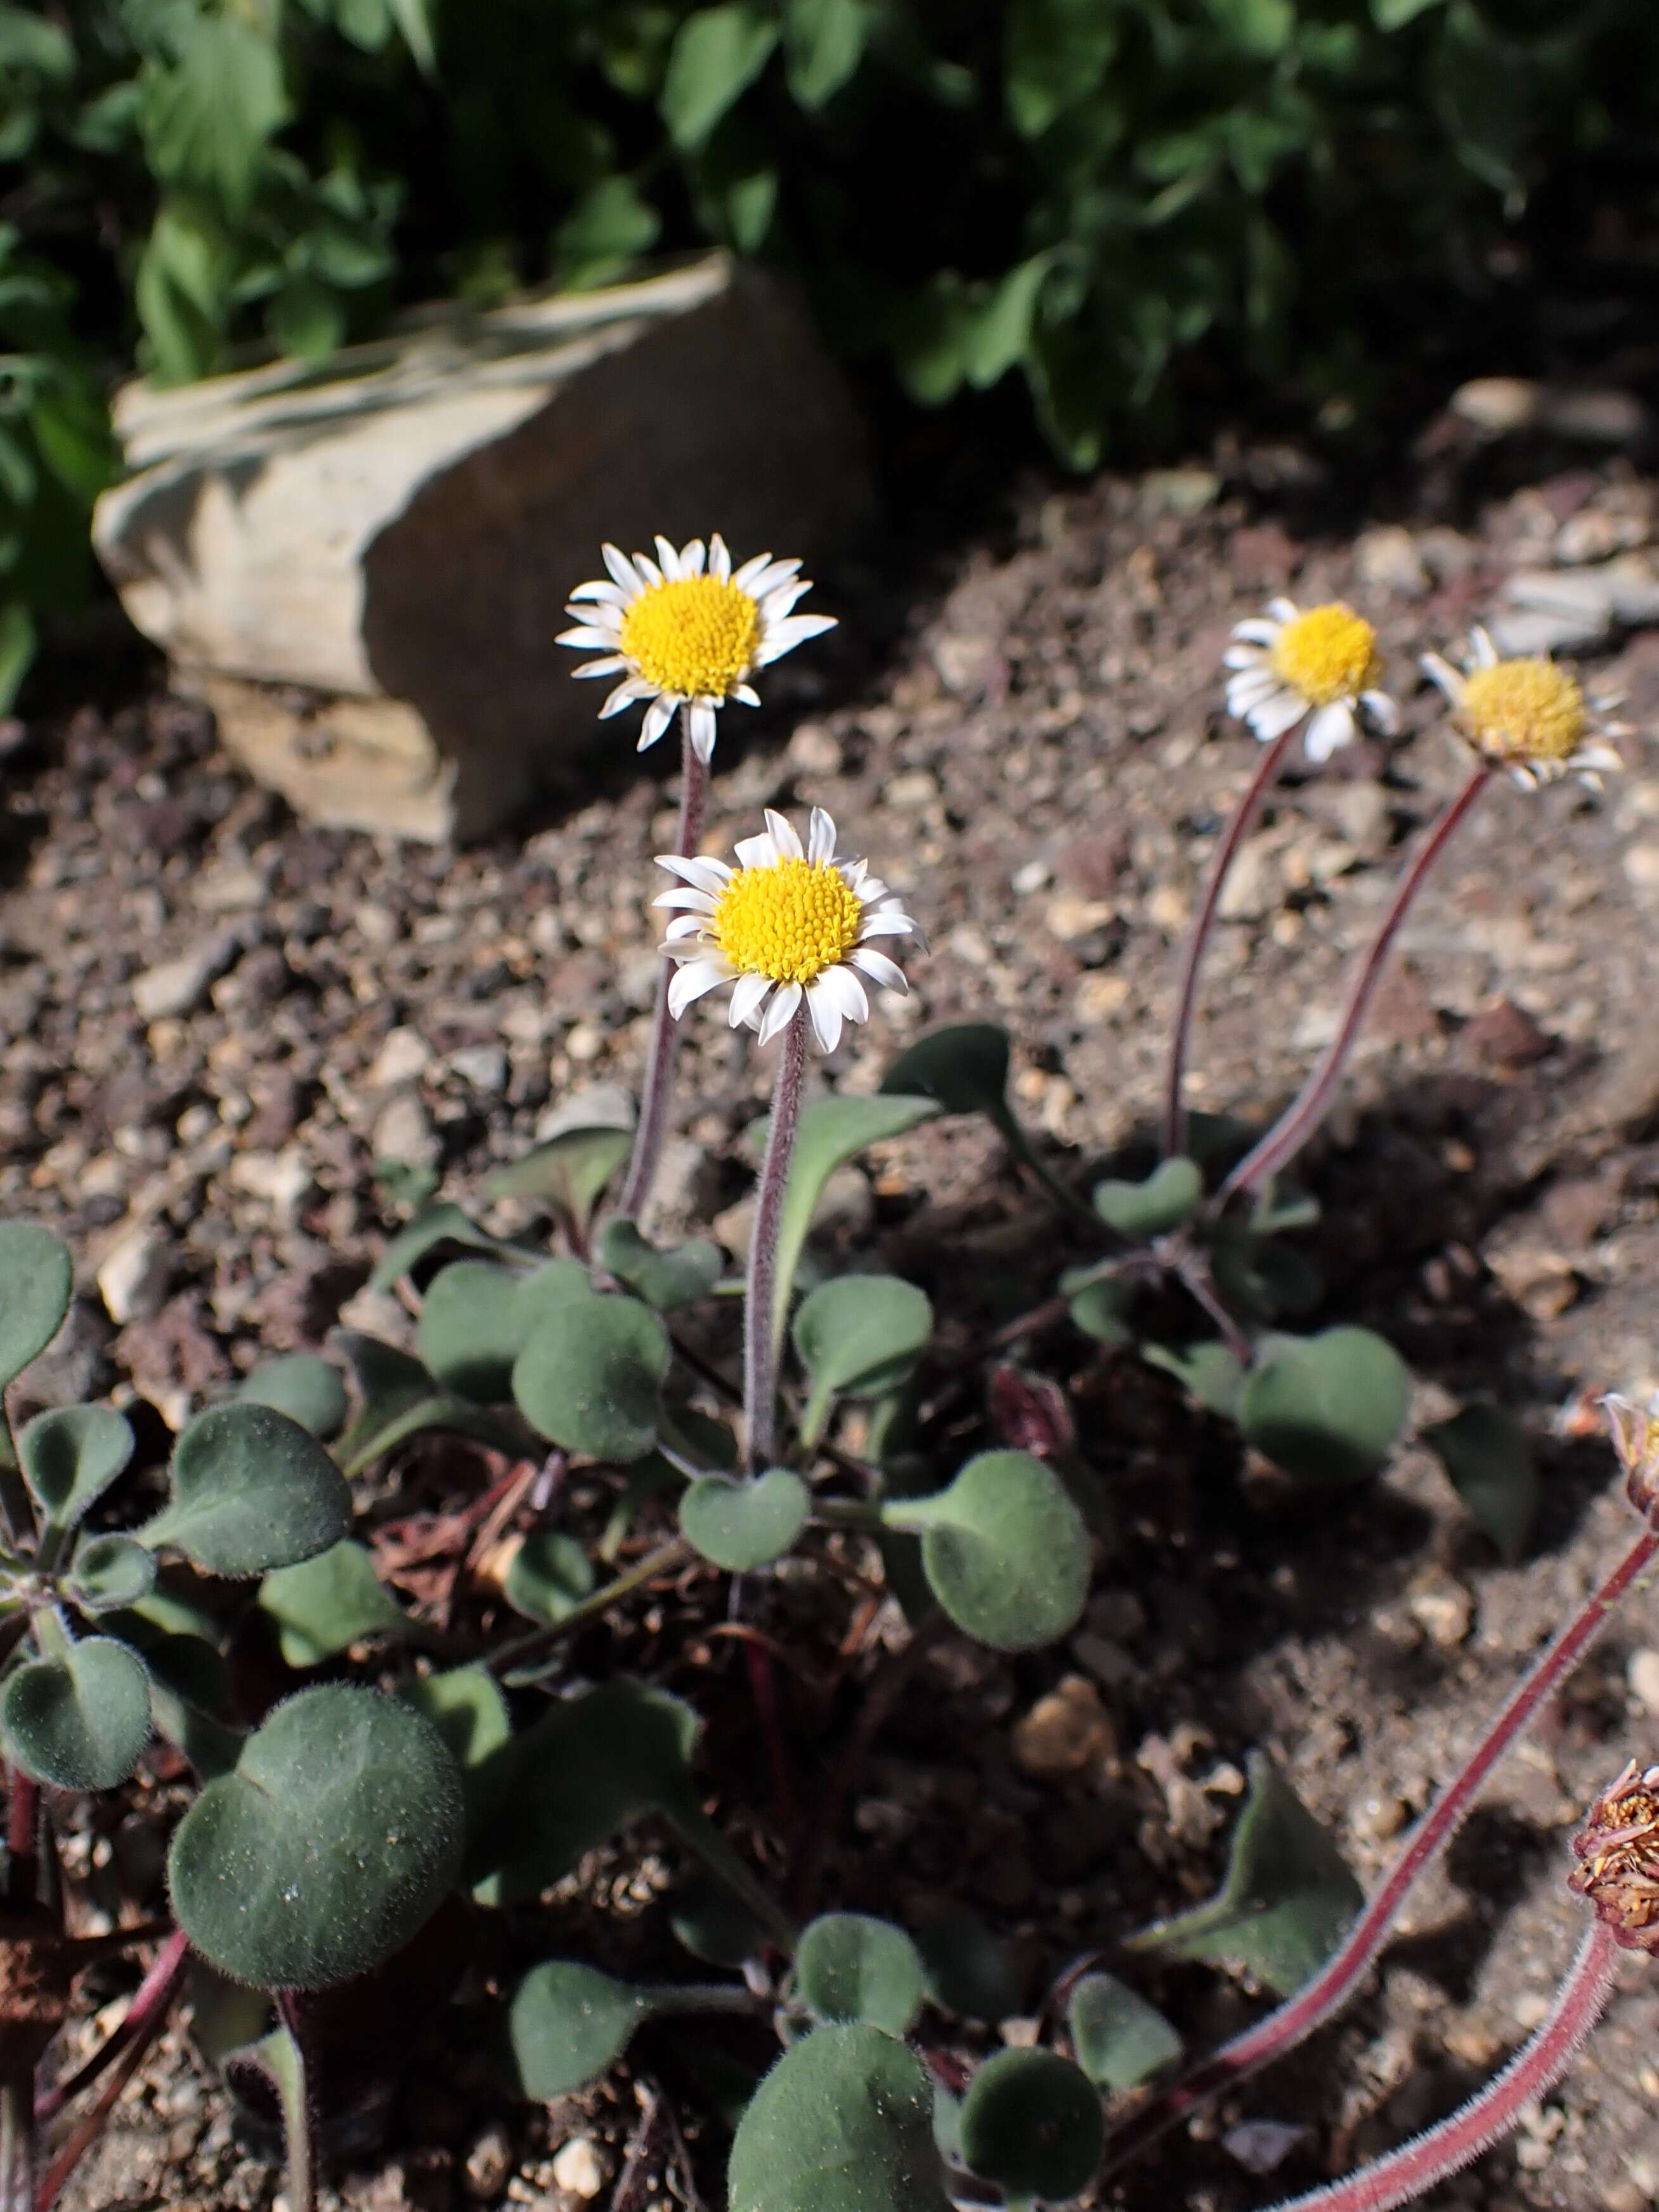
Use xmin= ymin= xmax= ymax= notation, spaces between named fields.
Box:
xmin=417 ymin=1257 xmax=588 ymax=1402
xmin=482 ymin=1126 xmax=631 ymax=1225
xmin=63 ymin=1534 xmax=157 ymax=1615
xmin=1128 ymin=1752 xmax=1362 ymax=1996
xmin=1211 ymin=1229 xmax=1320 ymax=1320
xmin=958 ymin=2049 xmax=1103 ymax=2199
xmin=257 ymin=1540 xmax=407 ymax=1667
xmin=1424 ymin=1402 xmax=1537 ymax=1562
xmin=670 ymin=1870 xmax=769 ymax=1968
xmin=661 ymin=6 xmax=780 ymax=150
xmin=1 ymin=1636 xmax=152 ymax=1791
xmin=597 ymin=1220 xmax=722 ymax=1311
xmin=0 ymin=602 xmax=36 ymax=715
xmin=0 ymin=1220 xmax=72 ymax=1387
xmin=1372 ymin=0 xmax=1445 ymax=23
xmin=1064 ymin=1269 xmax=1134 ymax=1345
xmin=1202 ymin=0 xmax=1296 ymax=56
xmin=784 ymin=0 xmax=866 ymax=107
xmin=881 ymin=1025 xmax=1009 ymax=1119
xmin=140 ymin=1404 xmax=351 ymax=1577
xmin=884 ymin=1451 xmax=1090 ymax=1652
xmin=508 ymin=1962 xmax=651 ymax=2100
xmin=792 ymin=1275 xmax=932 ymax=1443
xmin=1005 ymin=0 xmax=1117 ymax=136
xmin=169 ymin=1685 xmax=464 ymax=1989
xmin=556 ymin=174 xmax=661 ymax=280
xmin=962 ymin=254 xmax=1055 ymax=390
xmin=397 ymin=1664 xmax=512 ymax=1833
xmin=19 ymin=1406 xmax=133 ymax=1530
xmin=235 ymin=1354 xmax=348 ymax=1440
xmin=1240 ymin=1328 xmax=1411 ymax=1483
xmin=503 ymin=1530 xmax=595 ymax=1624
xmin=915 ymin=1910 xmax=1020 ymax=2022
xmin=1093 ymin=1157 xmax=1202 ymax=1237
xmin=680 ymin=1469 xmax=809 ymax=1571
xmin=386 ymin=0 xmax=436 ymax=70
xmin=141 ymin=17 xmax=289 ymax=212
xmin=512 ymin=1291 xmax=669 ymax=1462
xmin=1068 ymin=1972 xmax=1183 ymax=2089
xmin=369 ymin=1202 xmax=529 ymax=1293
xmin=1140 ymin=1341 xmax=1246 ymax=1418
xmin=772 ymin=1093 xmax=938 ymax=1339
xmin=729 ymin=2024 xmax=951 ymax=2212
xmin=331 ymin=1332 xmax=517 ymax=1471
xmin=795 ymin=1914 xmax=925 ymax=2035
xmin=0 ymin=4 xmax=75 ymax=76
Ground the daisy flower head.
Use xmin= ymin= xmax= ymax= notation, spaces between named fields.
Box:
xmin=654 ymin=807 xmax=919 ymax=1055
xmin=557 ymin=534 xmax=835 ymax=763
xmin=1421 ymin=628 xmax=1625 ymax=790
xmin=1224 ymin=597 xmax=1398 ymax=760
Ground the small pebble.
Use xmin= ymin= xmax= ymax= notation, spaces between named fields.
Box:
xmin=1629 ymin=1648 xmax=1659 ymax=1713
xmin=464 ymin=2119 xmax=514 ymax=2200
xmin=550 ymin=2137 xmax=604 ymax=2200
xmin=1011 ymin=1675 xmax=1116 ymax=1781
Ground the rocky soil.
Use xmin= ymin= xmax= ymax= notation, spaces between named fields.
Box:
xmin=8 ymin=414 xmax=1659 ymax=2209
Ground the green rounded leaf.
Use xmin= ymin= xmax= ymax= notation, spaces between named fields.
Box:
xmin=916 ymin=1909 xmax=1020 ymax=2023
xmin=168 ymin=1684 xmax=464 ymax=1989
xmin=19 ymin=1405 xmax=134 ymax=1530
xmin=792 ymin=1275 xmax=933 ymax=1443
xmin=483 ymin=1125 xmax=631 ymax=1224
xmin=503 ymin=1530 xmax=595 ymax=1625
xmin=1092 ymin=1156 xmax=1201 ymax=1237
xmin=670 ymin=1870 xmax=769 ymax=1968
xmin=960 ymin=2048 xmax=1102 ymax=2199
xmin=1424 ymin=1401 xmax=1537 ymax=1562
xmin=1067 ymin=1973 xmax=1182 ymax=2090
xmin=886 ymin=1451 xmax=1090 ymax=1652
xmin=771 ymin=1093 xmax=939 ymax=1339
xmin=880 ymin=1024 xmax=1010 ymax=1117
xmin=419 ymin=1260 xmax=526 ymax=1403
xmin=512 ymin=1292 xmax=669 ymax=1462
xmin=235 ymin=1355 xmax=348 ymax=1439
xmin=141 ymin=1405 xmax=352 ymax=1576
xmin=0 ymin=1221 xmax=73 ymax=1388
xmin=680 ymin=1469 xmax=809 ymax=1572
xmin=397 ymin=1664 xmax=512 ymax=1834
xmin=598 ymin=1220 xmax=722 ymax=1311
xmin=1240 ymin=1327 xmax=1412 ymax=1483
xmin=729 ymin=2023 xmax=951 ymax=2212
xmin=257 ymin=1540 xmax=406 ymax=1666
xmin=507 ymin=1961 xmax=651 ymax=2100
xmin=2 ymin=1636 xmax=152 ymax=1790
xmin=795 ymin=1913 xmax=925 ymax=2035
xmin=661 ymin=4 xmax=781 ymax=152
xmin=64 ymin=1534 xmax=157 ymax=1615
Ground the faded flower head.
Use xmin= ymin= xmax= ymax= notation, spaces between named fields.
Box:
xmin=558 ymin=535 xmax=835 ymax=762
xmin=1421 ymin=629 xmax=1625 ymax=789
xmin=655 ymin=806 xmax=919 ymax=1053
xmin=1603 ymin=1389 xmax=1659 ymax=1520
xmin=1223 ymin=597 xmax=1398 ymax=760
xmin=1568 ymin=1758 xmax=1659 ymax=1953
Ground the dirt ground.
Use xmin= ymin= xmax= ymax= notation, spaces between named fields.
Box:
xmin=7 ymin=411 xmax=1659 ymax=2210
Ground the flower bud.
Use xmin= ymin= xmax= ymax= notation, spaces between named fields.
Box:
xmin=1603 ymin=1391 xmax=1659 ymax=1521
xmin=1567 ymin=1758 xmax=1659 ymax=1953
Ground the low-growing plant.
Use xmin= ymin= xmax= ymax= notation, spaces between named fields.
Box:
xmin=0 ymin=539 xmax=1651 ymax=2209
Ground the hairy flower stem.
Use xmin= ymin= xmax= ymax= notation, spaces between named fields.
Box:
xmin=743 ymin=1009 xmax=807 ymax=1472
xmin=1098 ymin=1509 xmax=1659 ymax=2177
xmin=1162 ymin=724 xmax=1302 ymax=1159
xmin=1258 ymin=1922 xmax=1620 ymax=2212
xmin=1215 ymin=764 xmax=1490 ymax=1211
xmin=274 ymin=1994 xmax=318 ymax=2212
xmin=36 ymin=1927 xmax=191 ymax=2128
xmin=614 ymin=713 xmax=709 ymax=1224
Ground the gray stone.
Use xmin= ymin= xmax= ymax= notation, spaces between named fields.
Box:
xmin=133 ymin=937 xmax=236 ymax=1020
xmin=96 ymin=1221 xmax=172 ymax=1325
xmin=93 ymin=256 xmax=870 ymax=841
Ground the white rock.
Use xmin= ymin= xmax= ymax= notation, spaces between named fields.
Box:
xmin=534 ymin=1083 xmax=634 ymax=1142
xmin=96 ymin=1223 xmax=171 ymax=1325
xmin=1628 ymin=1647 xmax=1659 ymax=1714
xmin=372 ymin=1092 xmax=440 ymax=1170
xmin=448 ymin=1043 xmax=508 ymax=1094
xmin=367 ymin=1026 xmax=432 ymax=1090
xmin=94 ymin=257 xmax=870 ymax=841
xmin=133 ymin=940 xmax=233 ymax=1020
xmin=550 ymin=2138 xmax=604 ymax=2200
xmin=1215 ymin=833 xmax=1281 ymax=922
xmin=227 ymin=1148 xmax=312 ymax=1218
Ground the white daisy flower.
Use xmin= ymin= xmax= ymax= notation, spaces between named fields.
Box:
xmin=1420 ymin=628 xmax=1625 ymax=790
xmin=557 ymin=533 xmax=836 ymax=763
xmin=1223 ymin=596 xmax=1398 ymax=760
xmin=653 ymin=806 xmax=920 ymax=1054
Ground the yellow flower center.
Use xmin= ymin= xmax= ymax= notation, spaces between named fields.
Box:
xmin=713 ymin=858 xmax=864 ymax=984
xmin=618 ymin=575 xmax=761 ymax=700
xmin=1456 ymin=658 xmax=1587 ymax=765
xmin=1269 ymin=602 xmax=1382 ymax=706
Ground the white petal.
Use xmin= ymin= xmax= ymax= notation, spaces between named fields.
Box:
xmin=849 ymin=946 xmax=908 ymax=992
xmin=731 ymin=551 xmax=774 ymax=591
xmin=745 ymin=557 xmax=802 ymax=598
xmin=1226 ymin=670 xmax=1281 ymax=710
xmin=602 ymin=543 xmax=642 ymax=591
xmin=805 ymin=980 xmax=843 ymax=1054
xmin=764 ymin=809 xmax=803 ymax=861
xmin=1268 ymin=597 xmax=1299 ymax=623
xmin=568 ymin=577 xmax=632 ymax=608
xmin=1222 ymin=642 xmax=1270 ymax=670
xmin=656 ymin=853 xmax=731 ymax=890
xmin=661 ymin=915 xmax=709 ymax=942
xmin=637 ymin=694 xmax=678 ymax=750
xmin=1304 ymin=701 xmax=1356 ymax=762
xmin=758 ymin=578 xmax=813 ymax=621
xmin=689 ymin=701 xmax=719 ymax=761
xmin=729 ymin=972 xmax=772 ymax=1029
xmin=1230 ymin=618 xmax=1281 ymax=646
xmin=731 ymin=684 xmax=761 ymax=708
xmin=1470 ymin=627 xmax=1499 ymax=666
xmin=681 ymin=538 xmax=706 ymax=575
xmin=668 ymin=959 xmax=734 ymax=1017
xmin=1244 ymin=692 xmax=1309 ymax=741
xmin=634 ymin=552 xmax=664 ymax=588
xmin=859 ymin=908 xmax=916 ymax=938
xmin=733 ymin=831 xmax=780 ymax=871
xmin=652 ymin=887 xmax=719 ymax=912
xmin=1360 ymin=688 xmax=1399 ymax=734
xmin=807 ymin=806 xmax=836 ymax=865
xmin=654 ymin=534 xmax=682 ymax=579
xmin=755 ymin=613 xmax=836 ymax=665
xmin=570 ymin=656 xmax=628 ymax=679
xmin=557 ymin=625 xmax=620 ymax=651
xmin=600 ymin=679 xmax=650 ymax=719
xmin=757 ymin=980 xmax=802 ymax=1044
xmin=817 ymin=963 xmax=868 ymax=1024
xmin=708 ymin=533 xmax=731 ymax=581
xmin=1419 ymin=653 xmax=1463 ymax=703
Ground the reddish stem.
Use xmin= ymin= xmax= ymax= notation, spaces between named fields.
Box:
xmin=1100 ymin=1513 xmax=1659 ymax=2176
xmin=615 ymin=716 xmax=709 ymax=1223
xmin=34 ymin=1934 xmax=189 ymax=2211
xmin=1162 ymin=725 xmax=1302 ymax=1159
xmin=743 ymin=1009 xmax=807 ymax=1471
xmin=1257 ymin=1922 xmax=1619 ymax=2212
xmin=6 ymin=1777 xmax=38 ymax=1910
xmin=1215 ymin=765 xmax=1490 ymax=1209
xmin=36 ymin=1928 xmax=191 ymax=2127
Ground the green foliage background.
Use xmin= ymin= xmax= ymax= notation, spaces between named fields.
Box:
xmin=3 ymin=0 xmax=1658 ymax=702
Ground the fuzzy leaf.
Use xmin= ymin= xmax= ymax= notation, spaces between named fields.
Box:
xmin=502 ymin=1531 xmax=595 ymax=1625
xmin=1127 ymin=1751 xmax=1362 ymax=1996
xmin=597 ymin=1220 xmax=722 ymax=1311
xmin=418 ymin=1258 xmax=588 ymax=1402
xmin=19 ymin=1405 xmax=133 ymax=1530
xmin=958 ymin=2048 xmax=1103 ymax=2199
xmin=257 ymin=1540 xmax=407 ymax=1667
xmin=1424 ymin=1402 xmax=1537 ymax=1562
xmin=508 ymin=1961 xmax=652 ymax=2099
xmin=1093 ymin=1156 xmax=1202 ymax=1237
xmin=235 ymin=1355 xmax=348 ymax=1440
xmin=784 ymin=0 xmax=866 ymax=107
xmin=661 ymin=6 xmax=780 ymax=150
xmin=729 ymin=2023 xmax=951 ymax=2212
xmin=397 ymin=1665 xmax=512 ymax=1834
xmin=680 ymin=1469 xmax=809 ymax=1571
xmin=140 ymin=1404 xmax=351 ymax=1577
xmin=1 ymin=1636 xmax=152 ymax=1791
xmin=168 ymin=1684 xmax=464 ymax=1989
xmin=792 ymin=1275 xmax=933 ymax=1442
xmin=884 ymin=1451 xmax=1090 ymax=1651
xmin=771 ymin=1093 xmax=938 ymax=1338
xmin=1141 ymin=1341 xmax=1246 ymax=1417
xmin=1239 ymin=1328 xmax=1411 ymax=1483
xmin=1068 ymin=1972 xmax=1183 ymax=2089
xmin=795 ymin=1914 xmax=925 ymax=2034
xmin=331 ymin=1332 xmax=515 ymax=1470
xmin=0 ymin=1220 xmax=72 ymax=1388
xmin=483 ymin=1125 xmax=632 ymax=1225
xmin=63 ymin=1534 xmax=157 ymax=1615
xmin=915 ymin=1909 xmax=1020 ymax=2022
xmin=369 ymin=1202 xmax=529 ymax=1292
xmin=512 ymin=1292 xmax=669 ymax=1462
xmin=881 ymin=1024 xmax=1010 ymax=1119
